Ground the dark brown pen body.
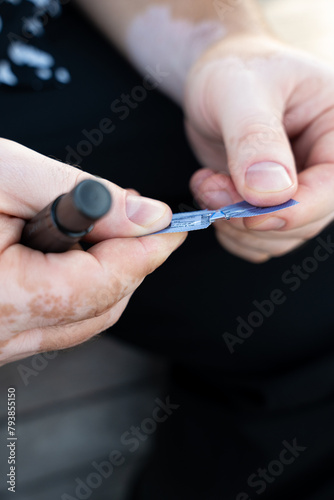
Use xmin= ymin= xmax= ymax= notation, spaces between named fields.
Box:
xmin=20 ymin=180 xmax=112 ymax=253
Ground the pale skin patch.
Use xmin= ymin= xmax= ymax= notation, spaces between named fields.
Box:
xmin=125 ymin=5 xmax=226 ymax=103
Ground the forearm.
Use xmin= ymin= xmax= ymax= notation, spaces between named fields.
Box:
xmin=75 ymin=0 xmax=270 ymax=103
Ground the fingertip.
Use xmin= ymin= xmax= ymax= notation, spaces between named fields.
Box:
xmin=242 ymin=162 xmax=298 ymax=206
xmin=125 ymin=195 xmax=173 ymax=231
xmin=191 ymin=172 xmax=239 ymax=209
xmin=190 ymin=168 xmax=215 ymax=193
xmin=246 ymin=162 xmax=293 ymax=192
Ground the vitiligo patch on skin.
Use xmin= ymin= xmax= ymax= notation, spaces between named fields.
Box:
xmin=126 ymin=6 xmax=226 ymax=103
xmin=0 ymin=265 xmax=140 ymax=363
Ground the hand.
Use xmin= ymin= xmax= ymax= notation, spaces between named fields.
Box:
xmin=184 ymin=34 xmax=334 ymax=262
xmin=0 ymin=139 xmax=186 ymax=365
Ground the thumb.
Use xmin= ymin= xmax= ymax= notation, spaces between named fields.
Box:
xmin=187 ymin=63 xmax=298 ymax=206
xmin=220 ymin=83 xmax=297 ymax=206
xmin=0 ymin=139 xmax=172 ymax=239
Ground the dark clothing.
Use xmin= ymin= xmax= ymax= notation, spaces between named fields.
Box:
xmin=0 ymin=0 xmax=71 ymax=89
xmin=1 ymin=3 xmax=334 ymax=499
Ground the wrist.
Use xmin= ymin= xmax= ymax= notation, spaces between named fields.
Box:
xmin=125 ymin=2 xmax=272 ymax=106
xmin=126 ymin=5 xmax=226 ymax=104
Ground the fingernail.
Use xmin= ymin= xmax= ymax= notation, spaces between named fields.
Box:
xmin=200 ymin=190 xmax=233 ymax=208
xmin=126 ymin=195 xmax=168 ymax=226
xmin=250 ymin=217 xmax=286 ymax=231
xmin=246 ymin=162 xmax=293 ymax=193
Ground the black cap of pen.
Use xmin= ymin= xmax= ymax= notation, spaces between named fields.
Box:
xmin=20 ymin=179 xmax=112 ymax=253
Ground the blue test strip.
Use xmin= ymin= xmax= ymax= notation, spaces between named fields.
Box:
xmin=153 ymin=199 xmax=299 ymax=234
